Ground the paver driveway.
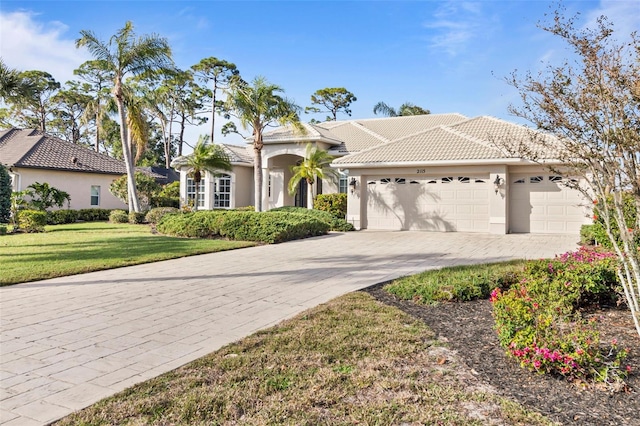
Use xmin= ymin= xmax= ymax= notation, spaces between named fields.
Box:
xmin=0 ymin=230 xmax=578 ymax=425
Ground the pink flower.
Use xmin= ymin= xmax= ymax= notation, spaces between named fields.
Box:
xmin=533 ymin=360 xmax=542 ymax=369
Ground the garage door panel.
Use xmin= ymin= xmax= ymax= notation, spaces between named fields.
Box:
xmin=510 ymin=174 xmax=586 ymax=234
xmin=366 ymin=175 xmax=489 ymax=232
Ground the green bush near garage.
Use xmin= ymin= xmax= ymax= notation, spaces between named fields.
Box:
xmin=157 ymin=210 xmax=330 ymax=243
xmin=270 ymin=206 xmax=354 ymax=232
xmin=109 ymin=210 xmax=129 ymax=224
xmin=314 ymin=193 xmax=348 ymax=219
xmin=17 ymin=209 xmax=47 ymax=233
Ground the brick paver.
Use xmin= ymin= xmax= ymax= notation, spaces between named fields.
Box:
xmin=0 ymin=231 xmax=578 ymax=424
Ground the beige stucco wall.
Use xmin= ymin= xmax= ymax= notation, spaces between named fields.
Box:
xmin=10 ymin=167 xmax=127 ymax=210
xmin=177 ymin=165 xmax=254 ymax=210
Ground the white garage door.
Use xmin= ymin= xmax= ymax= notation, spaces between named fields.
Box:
xmin=365 ymin=175 xmax=490 ymax=232
xmin=509 ymin=174 xmax=586 ymax=234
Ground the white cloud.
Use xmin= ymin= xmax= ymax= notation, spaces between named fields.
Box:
xmin=0 ymin=10 xmax=89 ymax=84
xmin=423 ymin=1 xmax=489 ymax=57
xmin=584 ymin=0 xmax=640 ymax=40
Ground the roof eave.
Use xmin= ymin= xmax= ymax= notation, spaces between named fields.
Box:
xmin=330 ymin=158 xmax=541 ymax=168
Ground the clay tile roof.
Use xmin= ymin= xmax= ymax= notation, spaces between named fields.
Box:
xmin=0 ymin=128 xmax=127 ymax=174
xmin=222 ymin=144 xmax=253 ymax=164
xmin=332 ymin=125 xmax=504 ymax=165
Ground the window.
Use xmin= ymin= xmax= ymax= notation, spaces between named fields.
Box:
xmin=395 ymin=178 xmax=406 ymax=184
xmin=380 ymin=178 xmax=391 ymax=184
xmin=441 ymin=177 xmax=453 ymax=183
xmin=549 ymin=175 xmax=563 ymax=182
xmin=475 ymin=179 xmax=485 ymax=183
xmin=214 ymin=174 xmax=231 ymax=208
xmin=426 ymin=179 xmax=437 ymax=184
xmin=90 ymin=185 xmax=100 ymax=206
xmin=410 ymin=180 xmax=420 ymax=184
xmin=530 ymin=176 xmax=544 ymax=183
xmin=458 ymin=177 xmax=470 ymax=183
xmin=339 ymin=175 xmax=348 ymax=193
xmin=513 ymin=178 xmax=525 ymax=184
xmin=186 ymin=178 xmax=205 ymax=208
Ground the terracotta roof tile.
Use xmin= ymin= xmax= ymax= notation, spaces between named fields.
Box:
xmin=1 ymin=128 xmax=128 ymax=174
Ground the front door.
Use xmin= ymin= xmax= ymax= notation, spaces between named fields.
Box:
xmin=295 ymin=179 xmax=308 ymax=208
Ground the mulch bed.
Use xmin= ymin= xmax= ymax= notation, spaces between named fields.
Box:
xmin=362 ymin=283 xmax=640 ymax=426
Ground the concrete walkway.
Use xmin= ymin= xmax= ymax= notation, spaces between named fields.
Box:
xmin=0 ymin=231 xmax=579 ymax=425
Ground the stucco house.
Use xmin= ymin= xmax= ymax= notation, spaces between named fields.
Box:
xmin=0 ymin=128 xmax=128 ymax=210
xmin=172 ymin=114 xmax=590 ymax=234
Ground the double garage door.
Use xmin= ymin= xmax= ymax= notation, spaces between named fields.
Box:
xmin=364 ymin=173 xmax=586 ymax=234
xmin=365 ymin=175 xmax=490 ymax=232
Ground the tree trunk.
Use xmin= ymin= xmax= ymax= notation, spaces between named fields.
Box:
xmin=114 ymin=82 xmax=140 ymax=213
xmin=253 ymin=126 xmax=264 ymax=212
xmin=193 ymin=177 xmax=200 ymax=212
xmin=307 ymin=181 xmax=314 ymax=209
xmin=210 ymin=83 xmax=217 ymax=143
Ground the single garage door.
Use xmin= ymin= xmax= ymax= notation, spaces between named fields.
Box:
xmin=509 ymin=174 xmax=586 ymax=233
xmin=365 ymin=175 xmax=490 ymax=232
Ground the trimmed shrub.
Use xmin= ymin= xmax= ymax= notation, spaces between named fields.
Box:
xmin=109 ymin=210 xmax=129 ymax=224
xmin=46 ymin=209 xmax=79 ymax=225
xmin=18 ymin=209 xmax=47 ymax=233
xmin=77 ymin=208 xmax=112 ymax=222
xmin=0 ymin=224 xmax=6 ymax=235
xmin=156 ymin=210 xmax=330 ymax=243
xmin=128 ymin=211 xmax=146 ymax=224
xmin=145 ymin=207 xmax=180 ymax=224
xmin=270 ymin=206 xmax=355 ymax=232
xmin=491 ymin=247 xmax=628 ymax=387
xmin=314 ymin=193 xmax=347 ymax=219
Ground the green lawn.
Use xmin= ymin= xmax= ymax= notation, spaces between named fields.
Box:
xmin=0 ymin=222 xmax=255 ymax=286
xmin=55 ymin=292 xmax=551 ymax=426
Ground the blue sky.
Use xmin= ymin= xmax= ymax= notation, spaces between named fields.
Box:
xmin=1 ymin=1 xmax=638 ymax=147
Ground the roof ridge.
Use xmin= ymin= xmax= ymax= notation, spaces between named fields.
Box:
xmin=351 ymin=112 xmax=467 ymax=125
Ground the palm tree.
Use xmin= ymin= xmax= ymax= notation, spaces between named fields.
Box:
xmin=76 ymin=21 xmax=173 ymax=213
xmin=373 ymin=101 xmax=430 ymax=117
xmin=288 ymin=143 xmax=338 ymax=209
xmin=222 ymin=76 xmax=302 ymax=212
xmin=183 ymin=136 xmax=232 ymax=211
xmin=0 ymin=59 xmax=21 ymax=100
xmin=25 ymin=182 xmax=71 ymax=210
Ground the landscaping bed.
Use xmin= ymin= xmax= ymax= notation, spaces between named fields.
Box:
xmin=364 ymin=284 xmax=640 ymax=426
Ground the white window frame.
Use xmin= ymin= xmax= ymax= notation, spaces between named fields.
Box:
xmin=90 ymin=185 xmax=100 ymax=206
xmin=214 ymin=174 xmax=232 ymax=208
xmin=186 ymin=178 xmax=205 ymax=208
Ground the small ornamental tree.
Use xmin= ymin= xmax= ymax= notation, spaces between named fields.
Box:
xmin=503 ymin=9 xmax=640 ymax=337
xmin=0 ymin=164 xmax=11 ymax=223
xmin=26 ymin=182 xmax=71 ymax=210
xmin=110 ymin=172 xmax=161 ymax=211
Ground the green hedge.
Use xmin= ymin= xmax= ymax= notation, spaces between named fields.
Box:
xmin=77 ymin=208 xmax=112 ymax=222
xmin=18 ymin=209 xmax=47 ymax=232
xmin=128 ymin=211 xmax=146 ymax=224
xmin=46 ymin=209 xmax=79 ymax=225
xmin=314 ymin=193 xmax=347 ymax=219
xmin=157 ymin=210 xmax=330 ymax=243
xmin=269 ymin=206 xmax=354 ymax=232
xmin=109 ymin=210 xmax=129 ymax=224
xmin=145 ymin=207 xmax=180 ymax=224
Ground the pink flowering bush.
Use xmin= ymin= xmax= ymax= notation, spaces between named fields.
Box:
xmin=491 ymin=247 xmax=629 ymax=388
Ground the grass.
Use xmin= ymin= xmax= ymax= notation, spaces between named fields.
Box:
xmin=55 ymin=292 xmax=552 ymax=425
xmin=0 ymin=222 xmax=256 ymax=286
xmin=385 ymin=260 xmax=527 ymax=304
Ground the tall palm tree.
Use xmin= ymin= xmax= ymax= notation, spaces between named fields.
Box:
xmin=288 ymin=143 xmax=338 ymax=209
xmin=373 ymin=101 xmax=430 ymax=117
xmin=184 ymin=136 xmax=232 ymax=211
xmin=0 ymin=59 xmax=21 ymax=100
xmin=76 ymin=21 xmax=173 ymax=213
xmin=222 ymin=76 xmax=302 ymax=212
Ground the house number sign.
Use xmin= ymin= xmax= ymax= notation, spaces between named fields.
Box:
xmin=416 ymin=169 xmax=426 ymax=174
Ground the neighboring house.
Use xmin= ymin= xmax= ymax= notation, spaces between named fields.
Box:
xmin=172 ymin=114 xmax=590 ymax=234
xmin=0 ymin=128 xmax=128 ymax=210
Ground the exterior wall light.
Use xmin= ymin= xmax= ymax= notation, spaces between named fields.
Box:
xmin=494 ymin=175 xmax=505 ymax=194
xmin=349 ymin=177 xmax=357 ymax=193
